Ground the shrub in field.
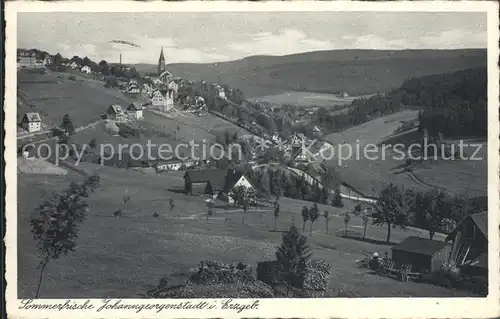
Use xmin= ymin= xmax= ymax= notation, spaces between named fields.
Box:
xmin=332 ymin=189 xmax=344 ymax=207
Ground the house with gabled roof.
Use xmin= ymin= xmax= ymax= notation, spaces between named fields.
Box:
xmin=127 ymin=102 xmax=144 ymax=120
xmin=21 ymin=112 xmax=42 ymax=133
xmin=183 ymin=168 xmax=255 ymax=203
xmin=290 ymin=132 xmax=305 ymax=148
xmin=446 ymin=211 xmax=488 ymax=277
xmin=106 ymin=104 xmax=127 ymax=122
xmin=151 ymin=89 xmax=174 ymax=112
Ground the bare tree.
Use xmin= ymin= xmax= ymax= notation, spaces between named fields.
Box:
xmin=323 ymin=210 xmax=329 ymax=234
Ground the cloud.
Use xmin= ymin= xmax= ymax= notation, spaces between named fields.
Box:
xmin=340 ymin=29 xmax=486 ymax=50
xmin=228 ymin=29 xmax=335 ymax=56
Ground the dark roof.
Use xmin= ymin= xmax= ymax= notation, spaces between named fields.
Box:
xmin=108 ymin=104 xmax=124 ymax=114
xmin=127 ymin=102 xmax=143 ymax=111
xmin=184 ymin=169 xmax=228 ymax=190
xmin=471 ymin=211 xmax=488 ymax=238
xmin=446 ymin=211 xmax=488 ymax=241
xmin=391 ymin=236 xmax=450 ymax=256
xmin=23 ymin=112 xmax=42 ymax=122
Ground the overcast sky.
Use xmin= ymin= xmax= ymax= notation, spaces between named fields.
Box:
xmin=18 ymin=12 xmax=487 ymax=64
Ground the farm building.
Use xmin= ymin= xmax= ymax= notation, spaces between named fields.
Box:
xmin=183 ymin=169 xmax=255 ymax=203
xmin=106 ymin=104 xmax=127 ymax=122
xmin=155 ymin=157 xmax=195 ymax=172
xmin=391 ymin=236 xmax=451 ymax=273
xmin=70 ymin=62 xmax=80 ymax=69
xmin=21 ymin=112 xmax=42 ymax=133
xmin=184 ymin=168 xmax=227 ymax=196
xmin=446 ymin=211 xmax=488 ymax=277
xmin=127 ymin=102 xmax=144 ymax=120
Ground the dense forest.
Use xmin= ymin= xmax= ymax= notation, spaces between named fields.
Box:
xmin=402 ymin=67 xmax=487 ymax=137
xmin=314 ymin=67 xmax=487 ymax=138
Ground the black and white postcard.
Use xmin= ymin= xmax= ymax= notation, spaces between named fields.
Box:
xmin=4 ymin=1 xmax=500 ymax=318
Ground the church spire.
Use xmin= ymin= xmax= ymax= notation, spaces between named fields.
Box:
xmin=158 ymin=46 xmax=166 ymax=75
xmin=159 ymin=46 xmax=165 ymax=62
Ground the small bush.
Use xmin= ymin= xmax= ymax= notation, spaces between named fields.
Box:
xmin=68 ymin=75 xmax=76 ymax=81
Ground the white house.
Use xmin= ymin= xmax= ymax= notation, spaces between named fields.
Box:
xmin=127 ymin=102 xmax=144 ymax=120
xmin=151 ymin=90 xmax=174 ymax=112
xmin=81 ymin=65 xmax=91 ymax=74
xmin=126 ymin=84 xmax=140 ymax=94
xmin=156 ymin=158 xmax=195 ymax=172
xmin=290 ymin=132 xmax=305 ymax=147
xmin=226 ymin=171 xmax=256 ymax=204
xmin=21 ymin=112 xmax=42 ymax=133
xmin=43 ymin=56 xmax=53 ymax=66
xmin=271 ymin=131 xmax=280 ymax=143
xmin=17 ymin=49 xmax=37 ymax=69
xmin=69 ymin=62 xmax=79 ymax=69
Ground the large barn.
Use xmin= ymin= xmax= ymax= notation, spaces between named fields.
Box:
xmin=391 ymin=236 xmax=451 ymax=273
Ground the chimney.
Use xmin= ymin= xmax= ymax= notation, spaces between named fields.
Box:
xmin=119 ymin=53 xmax=122 ymax=65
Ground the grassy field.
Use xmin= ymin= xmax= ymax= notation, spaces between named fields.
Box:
xmin=17 ymin=164 xmax=474 ymax=298
xmin=17 ymin=70 xmax=130 ymax=128
xmin=323 ymin=110 xmax=487 ymax=197
xmin=248 ymin=91 xmax=375 ymax=108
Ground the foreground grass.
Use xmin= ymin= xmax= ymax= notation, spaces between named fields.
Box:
xmin=18 ymin=165 xmax=476 ymax=298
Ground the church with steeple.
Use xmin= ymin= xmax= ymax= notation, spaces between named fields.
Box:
xmin=157 ymin=46 xmax=166 ymax=75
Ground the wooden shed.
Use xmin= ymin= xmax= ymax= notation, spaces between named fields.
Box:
xmin=391 ymin=236 xmax=451 ymax=273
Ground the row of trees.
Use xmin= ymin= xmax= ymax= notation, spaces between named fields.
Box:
xmin=371 ymin=183 xmax=487 ymax=243
xmin=246 ymin=168 xmax=340 ymax=205
xmin=311 ymin=66 xmax=487 ymax=138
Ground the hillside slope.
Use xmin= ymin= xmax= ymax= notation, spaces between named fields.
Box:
xmin=135 ymin=49 xmax=486 ymax=98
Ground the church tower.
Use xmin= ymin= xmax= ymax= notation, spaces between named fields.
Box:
xmin=157 ymin=46 xmax=166 ymax=75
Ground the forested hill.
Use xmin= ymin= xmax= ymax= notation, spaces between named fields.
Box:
xmin=397 ymin=67 xmax=487 ymax=138
xmin=135 ymin=49 xmax=486 ymax=98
